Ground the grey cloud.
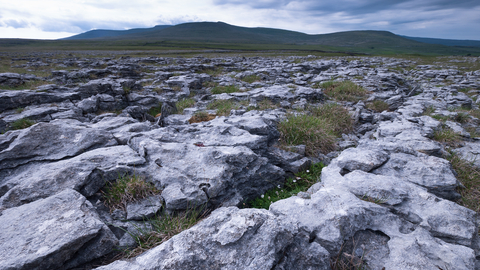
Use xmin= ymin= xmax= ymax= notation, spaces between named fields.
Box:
xmin=2 ymin=19 xmax=30 ymax=29
xmin=39 ymin=19 xmax=155 ymax=33
xmin=156 ymin=15 xmax=202 ymax=26
xmin=214 ymin=0 xmax=480 ymax=15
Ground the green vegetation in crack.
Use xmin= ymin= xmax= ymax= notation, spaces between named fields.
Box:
xmin=210 ymin=85 xmax=241 ymax=95
xmin=176 ymin=98 xmax=196 ymax=113
xmin=10 ymin=118 xmax=35 ymax=130
xmin=206 ymin=99 xmax=242 ymax=116
xmin=246 ymin=162 xmax=324 ymax=210
xmin=102 ymin=174 xmax=161 ymax=212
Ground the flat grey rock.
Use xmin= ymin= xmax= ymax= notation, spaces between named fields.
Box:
xmin=0 ymin=189 xmax=117 ymax=270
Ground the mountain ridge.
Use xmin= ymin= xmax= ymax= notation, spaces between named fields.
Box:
xmin=62 ymin=21 xmax=480 ymax=48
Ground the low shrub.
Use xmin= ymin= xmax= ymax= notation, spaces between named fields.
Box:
xmin=102 ymin=174 xmax=161 ymax=212
xmin=247 ymin=163 xmax=324 ymax=209
xmin=318 ymin=80 xmax=368 ymax=102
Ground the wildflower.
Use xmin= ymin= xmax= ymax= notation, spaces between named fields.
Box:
xmin=261 ymin=194 xmax=265 ymax=198
xmin=293 ymin=179 xmax=297 ymax=183
xmin=306 ymin=170 xmax=310 ymax=173
xmin=277 ymin=185 xmax=281 ymax=188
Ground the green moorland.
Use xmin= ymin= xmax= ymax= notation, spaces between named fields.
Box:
xmin=1 ymin=22 xmax=479 ymax=56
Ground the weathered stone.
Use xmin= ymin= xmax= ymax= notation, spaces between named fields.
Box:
xmin=0 ymin=145 xmax=146 ymax=209
xmin=0 ymin=119 xmax=117 ymax=170
xmin=0 ymin=189 xmax=117 ymax=270
xmin=95 ymin=207 xmax=302 ymax=270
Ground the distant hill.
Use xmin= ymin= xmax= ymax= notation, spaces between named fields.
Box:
xmin=62 ymin=25 xmax=172 ymax=40
xmin=105 ymin=22 xmax=424 ymax=47
xmin=401 ymin=36 xmax=480 ymax=47
xmin=2 ymin=21 xmax=477 ymax=56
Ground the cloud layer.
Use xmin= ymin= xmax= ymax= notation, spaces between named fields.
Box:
xmin=0 ymin=0 xmax=478 ymax=40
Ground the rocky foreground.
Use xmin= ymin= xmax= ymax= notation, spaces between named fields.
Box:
xmin=0 ymin=53 xmax=480 ymax=269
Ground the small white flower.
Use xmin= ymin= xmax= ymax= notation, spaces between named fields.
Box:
xmin=261 ymin=194 xmax=265 ymax=198
xmin=277 ymin=185 xmax=281 ymax=188
xmin=293 ymin=179 xmax=297 ymax=183
xmin=306 ymin=170 xmax=310 ymax=173
xmin=296 ymin=177 xmax=301 ymax=180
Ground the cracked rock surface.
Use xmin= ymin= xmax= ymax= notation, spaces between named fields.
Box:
xmin=0 ymin=53 xmax=479 ymax=269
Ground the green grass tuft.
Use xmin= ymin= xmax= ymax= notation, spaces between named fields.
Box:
xmin=206 ymin=99 xmax=239 ymax=116
xmin=102 ymin=174 xmax=161 ymax=212
xmin=433 ymin=128 xmax=463 ymax=148
xmin=176 ymin=98 xmax=196 ymax=113
xmin=317 ymin=80 xmax=369 ymax=102
xmin=210 ymin=85 xmax=240 ymax=95
xmin=279 ymin=103 xmax=353 ymax=156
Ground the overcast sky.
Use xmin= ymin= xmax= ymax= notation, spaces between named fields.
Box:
xmin=0 ymin=0 xmax=479 ymax=40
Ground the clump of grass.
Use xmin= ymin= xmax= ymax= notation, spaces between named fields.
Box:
xmin=278 ymin=114 xmax=336 ymax=156
xmin=241 ymin=74 xmax=261 ymax=83
xmin=102 ymin=174 xmax=161 ymax=212
xmin=15 ymin=107 xmax=25 ymax=114
xmin=247 ymin=163 xmax=324 ymax=209
xmin=366 ymin=100 xmax=389 ymax=112
xmin=257 ymin=99 xmax=276 ymax=110
xmin=123 ymin=205 xmax=208 ymax=258
xmin=176 ymin=98 xmax=196 ymax=113
xmin=206 ymin=99 xmax=239 ymax=116
xmin=447 ymin=152 xmax=480 ymax=212
xmin=278 ymin=103 xmax=353 ymax=156
xmin=453 ymin=112 xmax=470 ymax=124
xmin=310 ymin=104 xmax=354 ymax=136
xmin=10 ymin=118 xmax=35 ymax=130
xmin=211 ymin=85 xmax=240 ymax=95
xmin=317 ymin=80 xmax=368 ymax=102
xmin=433 ymin=128 xmax=463 ymax=148
xmin=188 ymin=111 xmax=216 ymax=124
